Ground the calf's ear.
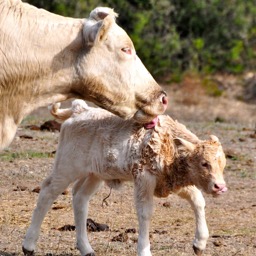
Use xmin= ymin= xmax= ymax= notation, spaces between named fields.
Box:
xmin=83 ymin=7 xmax=117 ymax=46
xmin=209 ymin=134 xmax=220 ymax=143
xmin=174 ymin=137 xmax=195 ymax=152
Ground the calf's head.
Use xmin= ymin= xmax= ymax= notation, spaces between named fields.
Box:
xmin=74 ymin=7 xmax=167 ymax=123
xmin=176 ymin=135 xmax=227 ymax=196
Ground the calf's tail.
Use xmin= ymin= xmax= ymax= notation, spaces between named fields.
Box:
xmin=49 ymin=100 xmax=89 ymax=122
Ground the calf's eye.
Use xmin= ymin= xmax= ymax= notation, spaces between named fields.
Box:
xmin=201 ymin=161 xmax=209 ymax=168
xmin=121 ymin=47 xmax=132 ymax=55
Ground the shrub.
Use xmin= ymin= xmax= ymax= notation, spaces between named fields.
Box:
xmin=26 ymin=0 xmax=256 ymax=79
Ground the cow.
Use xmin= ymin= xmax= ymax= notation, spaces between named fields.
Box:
xmin=0 ymin=0 xmax=167 ymax=150
xmin=22 ymin=100 xmax=227 ymax=256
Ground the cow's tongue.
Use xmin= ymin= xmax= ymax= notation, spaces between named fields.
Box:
xmin=143 ymin=116 xmax=159 ymax=129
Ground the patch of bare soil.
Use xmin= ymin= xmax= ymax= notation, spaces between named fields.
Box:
xmin=0 ymin=80 xmax=255 ymax=256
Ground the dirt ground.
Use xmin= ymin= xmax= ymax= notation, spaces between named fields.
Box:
xmin=0 ymin=81 xmax=255 ymax=256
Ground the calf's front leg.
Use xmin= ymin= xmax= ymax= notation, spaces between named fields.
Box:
xmin=134 ymin=172 xmax=156 ymax=256
xmin=177 ymin=185 xmax=209 ymax=256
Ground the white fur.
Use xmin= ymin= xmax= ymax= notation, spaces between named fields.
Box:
xmin=23 ymin=101 xmax=226 ymax=256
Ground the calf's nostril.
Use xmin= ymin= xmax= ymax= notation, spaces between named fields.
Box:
xmin=214 ymin=184 xmax=220 ymax=190
xmin=214 ymin=183 xmax=227 ymax=191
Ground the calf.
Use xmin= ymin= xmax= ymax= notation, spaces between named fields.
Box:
xmin=23 ymin=100 xmax=227 ymax=256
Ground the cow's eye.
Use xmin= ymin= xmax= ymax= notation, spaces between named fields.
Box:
xmin=121 ymin=47 xmax=132 ymax=55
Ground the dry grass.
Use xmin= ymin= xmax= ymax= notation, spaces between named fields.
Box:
xmin=0 ymin=84 xmax=256 ymax=256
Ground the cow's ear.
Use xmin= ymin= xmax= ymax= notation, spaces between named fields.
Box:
xmin=83 ymin=7 xmax=117 ymax=46
xmin=83 ymin=15 xmax=114 ymax=45
xmin=174 ymin=137 xmax=195 ymax=152
xmin=89 ymin=7 xmax=118 ymax=21
xmin=94 ymin=15 xmax=114 ymax=43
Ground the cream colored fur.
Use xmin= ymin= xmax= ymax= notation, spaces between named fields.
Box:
xmin=23 ymin=100 xmax=227 ymax=256
xmin=0 ymin=0 xmax=167 ymax=150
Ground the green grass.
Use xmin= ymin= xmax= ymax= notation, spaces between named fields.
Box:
xmin=0 ymin=150 xmax=54 ymax=161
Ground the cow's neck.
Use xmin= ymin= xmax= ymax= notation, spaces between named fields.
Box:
xmin=0 ymin=115 xmax=18 ymax=151
xmin=0 ymin=2 xmax=85 ymax=149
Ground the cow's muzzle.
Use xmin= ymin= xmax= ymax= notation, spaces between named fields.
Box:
xmin=133 ymin=91 xmax=168 ymax=124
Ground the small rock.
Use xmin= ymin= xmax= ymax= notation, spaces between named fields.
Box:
xmin=215 ymin=116 xmax=225 ymax=123
xmin=40 ymin=120 xmax=61 ymax=132
xmin=130 ymin=237 xmax=138 ymax=243
xmin=125 ymin=228 xmax=136 ymax=234
xmin=153 ymin=229 xmax=167 ymax=234
xmin=52 ymin=204 xmax=66 ymax=210
xmin=14 ymin=185 xmax=28 ymax=191
xmin=224 ymin=148 xmax=238 ymax=160
xmin=87 ymin=218 xmax=109 ymax=232
xmin=56 ymin=219 xmax=110 ymax=232
xmin=32 ymin=186 xmax=41 ymax=193
xmin=213 ymin=240 xmax=223 ymax=247
xmin=111 ymin=232 xmax=128 ymax=242
xmin=19 ymin=134 xmax=33 ymax=139
xmin=249 ymin=133 xmax=256 ymax=139
xmin=163 ymin=202 xmax=171 ymax=208
xmin=26 ymin=125 xmax=40 ymax=131
xmin=57 ymin=224 xmax=76 ymax=231
xmin=32 ymin=186 xmax=68 ymax=195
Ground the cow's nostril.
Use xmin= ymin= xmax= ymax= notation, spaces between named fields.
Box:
xmin=162 ymin=96 xmax=168 ymax=105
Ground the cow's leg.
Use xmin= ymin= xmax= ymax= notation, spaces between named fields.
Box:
xmin=134 ymin=172 xmax=156 ymax=256
xmin=72 ymin=174 xmax=103 ymax=256
xmin=22 ymin=174 xmax=72 ymax=255
xmin=177 ymin=185 xmax=209 ymax=256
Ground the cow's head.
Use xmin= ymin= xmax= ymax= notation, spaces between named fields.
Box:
xmin=175 ymin=135 xmax=227 ymax=196
xmin=74 ymin=7 xmax=167 ymax=124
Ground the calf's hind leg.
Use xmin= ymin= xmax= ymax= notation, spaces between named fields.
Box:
xmin=72 ymin=174 xmax=103 ymax=256
xmin=22 ymin=175 xmax=72 ymax=255
xmin=134 ymin=172 xmax=156 ymax=256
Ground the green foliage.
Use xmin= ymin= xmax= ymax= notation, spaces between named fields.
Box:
xmin=25 ymin=0 xmax=256 ymax=78
xmin=202 ymin=78 xmax=223 ymax=97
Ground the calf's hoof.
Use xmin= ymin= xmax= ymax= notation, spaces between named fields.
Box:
xmin=85 ymin=253 xmax=95 ymax=256
xmin=193 ymin=245 xmax=203 ymax=256
xmin=22 ymin=246 xmax=34 ymax=256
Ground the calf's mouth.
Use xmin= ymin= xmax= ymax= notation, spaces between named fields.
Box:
xmin=143 ymin=116 xmax=159 ymax=129
xmin=212 ymin=184 xmax=228 ymax=197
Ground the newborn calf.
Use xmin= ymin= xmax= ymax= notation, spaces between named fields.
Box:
xmin=23 ymin=100 xmax=227 ymax=256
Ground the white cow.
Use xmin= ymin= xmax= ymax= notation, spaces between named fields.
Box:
xmin=0 ymin=1 xmax=167 ymax=150
xmin=23 ymin=100 xmax=227 ymax=256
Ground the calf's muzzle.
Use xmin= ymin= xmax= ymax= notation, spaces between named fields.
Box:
xmin=212 ymin=183 xmax=227 ymax=195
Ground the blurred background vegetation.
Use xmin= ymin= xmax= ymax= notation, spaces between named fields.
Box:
xmin=25 ymin=0 xmax=256 ymax=81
